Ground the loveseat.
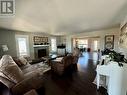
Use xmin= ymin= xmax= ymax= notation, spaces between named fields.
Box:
xmin=0 ymin=55 xmax=50 ymax=95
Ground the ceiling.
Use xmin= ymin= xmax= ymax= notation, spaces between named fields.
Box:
xmin=0 ymin=0 xmax=127 ymax=35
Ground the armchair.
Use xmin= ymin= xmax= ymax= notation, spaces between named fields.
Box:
xmin=51 ymin=55 xmax=78 ymax=75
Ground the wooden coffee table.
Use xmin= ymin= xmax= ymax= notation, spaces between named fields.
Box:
xmin=42 ymin=54 xmax=59 ymax=65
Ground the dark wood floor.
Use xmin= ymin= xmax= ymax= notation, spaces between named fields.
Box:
xmin=0 ymin=82 xmax=11 ymax=95
xmin=39 ymin=52 xmax=103 ymax=95
xmin=0 ymin=52 xmax=103 ymax=95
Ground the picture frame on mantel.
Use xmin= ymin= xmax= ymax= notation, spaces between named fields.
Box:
xmin=33 ymin=36 xmax=48 ymax=45
xmin=105 ymin=35 xmax=114 ymax=49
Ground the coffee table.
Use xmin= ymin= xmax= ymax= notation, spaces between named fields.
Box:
xmin=42 ymin=54 xmax=59 ymax=65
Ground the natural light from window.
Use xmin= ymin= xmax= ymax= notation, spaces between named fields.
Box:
xmin=51 ymin=38 xmax=57 ymax=52
xmin=94 ymin=40 xmax=98 ymax=51
xmin=18 ymin=38 xmax=27 ymax=56
xmin=16 ymin=35 xmax=29 ymax=56
xmin=78 ymin=39 xmax=88 ymax=48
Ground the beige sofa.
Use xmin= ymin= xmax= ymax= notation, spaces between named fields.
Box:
xmin=0 ymin=55 xmax=50 ymax=95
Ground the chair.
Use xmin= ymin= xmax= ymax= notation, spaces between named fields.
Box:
xmin=51 ymin=55 xmax=78 ymax=75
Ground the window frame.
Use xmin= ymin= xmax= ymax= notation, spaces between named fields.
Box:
xmin=77 ymin=39 xmax=88 ymax=48
xmin=15 ymin=35 xmax=30 ymax=57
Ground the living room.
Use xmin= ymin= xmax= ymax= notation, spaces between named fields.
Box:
xmin=0 ymin=0 xmax=127 ymax=95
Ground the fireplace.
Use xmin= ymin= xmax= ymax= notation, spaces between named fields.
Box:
xmin=38 ymin=49 xmax=46 ymax=58
xmin=34 ymin=45 xmax=49 ymax=59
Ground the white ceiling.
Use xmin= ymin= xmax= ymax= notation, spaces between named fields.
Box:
xmin=0 ymin=0 xmax=127 ymax=35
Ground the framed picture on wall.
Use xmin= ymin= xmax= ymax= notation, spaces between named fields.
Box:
xmin=119 ymin=23 xmax=127 ymax=48
xmin=105 ymin=35 xmax=114 ymax=49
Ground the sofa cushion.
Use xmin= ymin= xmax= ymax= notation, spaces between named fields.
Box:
xmin=0 ymin=55 xmax=17 ymax=67
xmin=1 ymin=64 xmax=24 ymax=83
xmin=0 ymin=76 xmax=15 ymax=88
xmin=19 ymin=56 xmax=28 ymax=65
xmin=11 ymin=74 xmax=44 ymax=95
xmin=13 ymin=58 xmax=24 ymax=67
xmin=62 ymin=55 xmax=73 ymax=67
xmin=24 ymin=89 xmax=38 ymax=95
xmin=73 ymin=48 xmax=80 ymax=57
xmin=0 ymin=55 xmax=24 ymax=84
xmin=72 ymin=56 xmax=79 ymax=64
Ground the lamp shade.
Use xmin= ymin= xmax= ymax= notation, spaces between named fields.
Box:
xmin=2 ymin=45 xmax=8 ymax=52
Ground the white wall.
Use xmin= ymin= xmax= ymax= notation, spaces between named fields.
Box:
xmin=66 ymin=27 xmax=120 ymax=52
xmin=120 ymin=15 xmax=127 ymax=29
xmin=89 ymin=37 xmax=100 ymax=51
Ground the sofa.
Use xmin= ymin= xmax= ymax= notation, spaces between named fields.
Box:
xmin=0 ymin=55 xmax=50 ymax=95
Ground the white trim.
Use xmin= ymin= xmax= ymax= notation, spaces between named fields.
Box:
xmin=33 ymin=45 xmax=49 ymax=47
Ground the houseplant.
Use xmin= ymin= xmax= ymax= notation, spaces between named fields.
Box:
xmin=108 ymin=50 xmax=127 ymax=67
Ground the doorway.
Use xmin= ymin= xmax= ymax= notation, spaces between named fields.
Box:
xmin=93 ymin=40 xmax=99 ymax=52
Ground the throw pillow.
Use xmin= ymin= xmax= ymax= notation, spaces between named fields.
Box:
xmin=19 ymin=56 xmax=28 ymax=65
xmin=13 ymin=58 xmax=24 ymax=67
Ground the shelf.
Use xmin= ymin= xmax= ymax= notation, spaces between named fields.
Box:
xmin=33 ymin=45 xmax=50 ymax=48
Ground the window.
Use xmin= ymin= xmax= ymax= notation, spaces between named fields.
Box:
xmin=93 ymin=40 xmax=98 ymax=51
xmin=15 ymin=35 xmax=29 ymax=56
xmin=78 ymin=39 xmax=88 ymax=48
xmin=51 ymin=38 xmax=57 ymax=52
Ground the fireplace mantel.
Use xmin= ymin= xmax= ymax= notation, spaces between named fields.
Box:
xmin=33 ymin=45 xmax=50 ymax=48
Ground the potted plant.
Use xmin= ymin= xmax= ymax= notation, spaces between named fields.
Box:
xmin=108 ymin=50 xmax=127 ymax=67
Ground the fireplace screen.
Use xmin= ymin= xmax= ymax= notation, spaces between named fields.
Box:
xmin=38 ymin=49 xmax=46 ymax=58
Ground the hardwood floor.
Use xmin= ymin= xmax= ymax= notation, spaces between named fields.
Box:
xmin=0 ymin=52 xmax=104 ymax=95
xmin=0 ymin=82 xmax=12 ymax=95
xmin=39 ymin=52 xmax=103 ymax=95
